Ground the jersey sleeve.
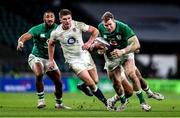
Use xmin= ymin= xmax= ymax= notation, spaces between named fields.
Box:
xmin=28 ymin=26 xmax=39 ymax=37
xmin=98 ymin=23 xmax=104 ymax=37
xmin=75 ymin=21 xmax=89 ymax=32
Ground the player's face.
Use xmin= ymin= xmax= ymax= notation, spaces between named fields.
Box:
xmin=60 ymin=15 xmax=72 ymax=30
xmin=43 ymin=12 xmax=55 ymax=26
xmin=103 ymin=19 xmax=116 ymax=33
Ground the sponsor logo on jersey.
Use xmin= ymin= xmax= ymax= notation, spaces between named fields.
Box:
xmin=103 ymin=35 xmax=107 ymax=39
xmin=68 ymin=37 xmax=76 ymax=44
xmin=116 ymin=35 xmax=122 ymax=40
xmin=40 ymin=34 xmax=46 ymax=38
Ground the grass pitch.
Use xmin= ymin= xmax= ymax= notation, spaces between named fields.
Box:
xmin=0 ymin=92 xmax=180 ymax=117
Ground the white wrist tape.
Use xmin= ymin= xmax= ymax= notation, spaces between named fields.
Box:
xmin=121 ymin=49 xmax=126 ymax=54
xmin=18 ymin=41 xmax=24 ymax=46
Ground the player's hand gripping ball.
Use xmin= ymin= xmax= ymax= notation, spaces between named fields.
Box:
xmin=90 ymin=37 xmax=109 ymax=54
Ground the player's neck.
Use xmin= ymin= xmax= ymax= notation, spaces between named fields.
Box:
xmin=62 ymin=24 xmax=71 ymax=30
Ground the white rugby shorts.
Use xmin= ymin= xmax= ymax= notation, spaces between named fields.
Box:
xmin=104 ymin=53 xmax=134 ymax=71
xmin=67 ymin=51 xmax=95 ymax=74
xmin=28 ymin=54 xmax=59 ymax=73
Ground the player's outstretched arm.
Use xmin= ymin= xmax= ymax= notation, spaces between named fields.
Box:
xmin=17 ymin=33 xmax=32 ymax=51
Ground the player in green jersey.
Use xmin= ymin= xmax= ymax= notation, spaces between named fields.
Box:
xmin=17 ymin=10 xmax=71 ymax=109
xmin=97 ymin=11 xmax=164 ymax=111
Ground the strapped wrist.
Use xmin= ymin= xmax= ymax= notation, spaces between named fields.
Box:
xmin=18 ymin=41 xmax=24 ymax=46
xmin=121 ymin=49 xmax=126 ymax=55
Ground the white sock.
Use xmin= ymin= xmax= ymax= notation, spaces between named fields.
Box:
xmin=112 ymin=93 xmax=125 ymax=102
xmin=91 ymin=85 xmax=98 ymax=92
xmin=112 ymin=94 xmax=119 ymax=101
xmin=37 ymin=91 xmax=45 ymax=100
xmin=135 ymin=89 xmax=143 ymax=94
xmin=144 ymin=86 xmax=153 ymax=95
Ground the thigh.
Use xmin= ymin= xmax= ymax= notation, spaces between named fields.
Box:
xmin=108 ymin=66 xmax=123 ymax=84
xmin=46 ymin=70 xmax=61 ymax=81
xmin=77 ymin=70 xmax=95 ymax=85
xmin=83 ymin=51 xmax=95 ymax=70
xmin=104 ymin=58 xmax=121 ymax=71
xmin=69 ymin=61 xmax=86 ymax=75
xmin=123 ymin=58 xmax=136 ymax=74
xmin=42 ymin=58 xmax=59 ymax=73
xmin=28 ymin=54 xmax=44 ymax=74
xmin=123 ymin=53 xmax=136 ymax=72
xmin=68 ymin=52 xmax=95 ymax=75
xmin=122 ymin=77 xmax=133 ymax=93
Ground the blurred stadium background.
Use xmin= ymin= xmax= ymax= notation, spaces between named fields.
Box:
xmin=0 ymin=0 xmax=180 ymax=97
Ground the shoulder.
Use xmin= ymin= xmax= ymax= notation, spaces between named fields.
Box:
xmin=116 ymin=20 xmax=133 ymax=30
xmin=35 ymin=23 xmax=44 ymax=28
xmin=51 ymin=25 xmax=60 ymax=34
xmin=53 ymin=24 xmax=60 ymax=32
xmin=28 ymin=23 xmax=43 ymax=35
xmin=116 ymin=20 xmax=135 ymax=37
xmin=116 ymin=20 xmax=127 ymax=27
xmin=54 ymin=23 xmax=58 ymax=29
xmin=30 ymin=23 xmax=44 ymax=31
xmin=98 ymin=22 xmax=103 ymax=28
xmin=74 ymin=20 xmax=89 ymax=31
xmin=74 ymin=20 xmax=87 ymax=27
xmin=115 ymin=20 xmax=134 ymax=33
xmin=74 ymin=20 xmax=83 ymax=24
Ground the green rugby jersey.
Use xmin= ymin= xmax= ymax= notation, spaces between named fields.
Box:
xmin=28 ymin=23 xmax=58 ymax=59
xmin=98 ymin=20 xmax=135 ymax=50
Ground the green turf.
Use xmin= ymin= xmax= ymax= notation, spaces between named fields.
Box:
xmin=0 ymin=92 xmax=180 ymax=117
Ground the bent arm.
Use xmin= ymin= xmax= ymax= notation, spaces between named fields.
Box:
xmin=17 ymin=33 xmax=32 ymax=51
xmin=82 ymin=26 xmax=99 ymax=50
xmin=123 ymin=35 xmax=140 ymax=54
xmin=18 ymin=32 xmax=32 ymax=43
xmin=87 ymin=26 xmax=99 ymax=44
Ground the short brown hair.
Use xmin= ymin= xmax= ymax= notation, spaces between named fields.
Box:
xmin=43 ymin=10 xmax=54 ymax=16
xmin=59 ymin=9 xmax=72 ymax=18
xmin=101 ymin=11 xmax=114 ymax=22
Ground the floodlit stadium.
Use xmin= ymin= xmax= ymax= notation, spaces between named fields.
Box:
xmin=0 ymin=0 xmax=180 ymax=117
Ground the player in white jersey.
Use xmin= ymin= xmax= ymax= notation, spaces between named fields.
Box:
xmin=48 ymin=9 xmax=107 ymax=107
xmin=50 ymin=20 xmax=92 ymax=66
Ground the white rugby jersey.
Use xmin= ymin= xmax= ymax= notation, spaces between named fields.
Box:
xmin=50 ymin=20 xmax=90 ymax=62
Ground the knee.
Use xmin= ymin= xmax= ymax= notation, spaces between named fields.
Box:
xmin=36 ymin=73 xmax=43 ymax=81
xmin=122 ymin=81 xmax=133 ymax=97
xmin=125 ymin=88 xmax=133 ymax=98
xmin=113 ymin=82 xmax=123 ymax=92
xmin=127 ymin=71 xmax=138 ymax=81
xmin=54 ymin=80 xmax=62 ymax=87
xmin=93 ymin=78 xmax=99 ymax=85
xmin=85 ymin=79 xmax=95 ymax=87
xmin=51 ymin=76 xmax=62 ymax=87
xmin=87 ymin=81 xmax=96 ymax=92
xmin=127 ymin=70 xmax=135 ymax=77
xmin=53 ymin=75 xmax=61 ymax=83
xmin=113 ymin=83 xmax=119 ymax=90
xmin=113 ymin=83 xmax=124 ymax=96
